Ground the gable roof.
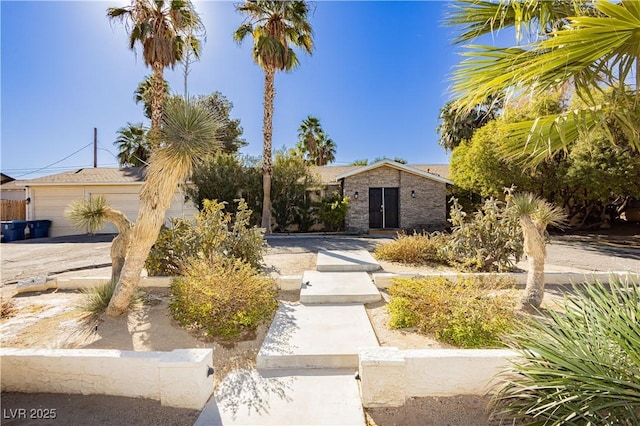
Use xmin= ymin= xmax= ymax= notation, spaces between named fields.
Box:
xmin=311 ymin=162 xmax=450 ymax=185
xmin=21 ymin=168 xmax=146 ymax=186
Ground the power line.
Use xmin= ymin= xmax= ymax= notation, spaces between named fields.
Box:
xmin=14 ymin=142 xmax=94 ymax=178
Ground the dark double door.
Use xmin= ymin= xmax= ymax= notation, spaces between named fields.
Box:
xmin=369 ymin=187 xmax=399 ymax=229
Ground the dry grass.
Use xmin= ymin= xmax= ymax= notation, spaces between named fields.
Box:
xmin=375 ymin=232 xmax=448 ymax=265
xmin=1 ymin=296 xmax=16 ymax=319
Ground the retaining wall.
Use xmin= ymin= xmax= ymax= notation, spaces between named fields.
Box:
xmin=372 ymin=271 xmax=638 ymax=289
xmin=0 ymin=348 xmax=213 ymax=409
xmin=358 ymin=347 xmax=518 ymax=407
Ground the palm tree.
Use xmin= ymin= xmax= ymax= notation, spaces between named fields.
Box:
xmin=509 ymin=193 xmax=565 ymax=310
xmin=107 ymin=0 xmax=203 ymax=147
xmin=234 ymin=0 xmax=314 ymax=233
xmin=297 ymin=115 xmax=322 ymax=161
xmin=314 ymin=132 xmax=336 ymax=166
xmin=446 ymin=0 xmax=640 ymax=164
xmin=134 ymin=75 xmax=170 ymax=120
xmin=106 ymin=97 xmax=223 ymax=316
xmin=114 ymin=123 xmax=150 ymax=167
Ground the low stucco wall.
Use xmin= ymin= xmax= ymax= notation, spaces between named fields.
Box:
xmin=372 ymin=271 xmax=638 ymax=289
xmin=358 ymin=347 xmax=518 ymax=407
xmin=16 ymin=275 xmax=301 ymax=294
xmin=0 ymin=348 xmax=213 ymax=409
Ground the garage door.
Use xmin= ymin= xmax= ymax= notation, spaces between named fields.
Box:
xmin=89 ymin=192 xmax=140 ymax=234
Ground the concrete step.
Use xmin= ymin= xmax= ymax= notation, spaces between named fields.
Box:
xmin=316 ymin=250 xmax=381 ymax=272
xmin=257 ymin=302 xmax=379 ymax=369
xmin=300 ymin=271 xmax=381 ymax=304
xmin=196 ymin=369 xmax=365 ymax=426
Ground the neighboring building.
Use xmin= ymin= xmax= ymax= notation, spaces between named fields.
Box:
xmin=312 ymin=160 xmax=452 ymax=233
xmin=21 ymin=168 xmax=197 ymax=237
xmin=0 ymin=174 xmax=27 ymax=201
xmin=1 ymin=173 xmax=27 ymax=221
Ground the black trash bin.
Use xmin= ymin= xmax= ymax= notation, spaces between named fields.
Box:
xmin=27 ymin=220 xmax=52 ymax=239
xmin=1 ymin=220 xmax=27 ymax=242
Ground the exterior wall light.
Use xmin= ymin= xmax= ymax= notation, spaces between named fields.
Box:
xmin=354 ymin=191 xmax=359 ymax=199
xmin=411 ymin=190 xmax=416 ymax=198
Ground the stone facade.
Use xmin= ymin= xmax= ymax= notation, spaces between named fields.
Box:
xmin=343 ymin=165 xmax=447 ymax=233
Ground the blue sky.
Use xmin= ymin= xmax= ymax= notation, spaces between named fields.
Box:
xmin=2 ymin=1 xmax=463 ymax=179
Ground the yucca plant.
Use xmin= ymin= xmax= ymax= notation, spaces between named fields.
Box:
xmin=492 ymin=277 xmax=640 ymax=425
xmin=65 ymin=196 xmax=133 ymax=283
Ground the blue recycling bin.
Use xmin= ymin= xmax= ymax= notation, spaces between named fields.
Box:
xmin=1 ymin=220 xmax=27 ymax=242
xmin=27 ymin=220 xmax=52 ymax=239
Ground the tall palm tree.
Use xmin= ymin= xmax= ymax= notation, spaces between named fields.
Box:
xmin=106 ymin=98 xmax=223 ymax=316
xmin=114 ymin=123 xmax=150 ymax=167
xmin=509 ymin=193 xmax=565 ymax=310
xmin=134 ymin=75 xmax=170 ymax=120
xmin=314 ymin=132 xmax=336 ymax=166
xmin=107 ymin=0 xmax=203 ymax=147
xmin=446 ymin=0 xmax=640 ymax=164
xmin=234 ymin=0 xmax=314 ymax=234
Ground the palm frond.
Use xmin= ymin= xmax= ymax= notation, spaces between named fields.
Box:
xmin=65 ymin=196 xmax=110 ymax=233
xmin=492 ymin=277 xmax=640 ymax=424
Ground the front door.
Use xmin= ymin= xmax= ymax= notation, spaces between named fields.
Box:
xmin=369 ymin=187 xmax=399 ymax=229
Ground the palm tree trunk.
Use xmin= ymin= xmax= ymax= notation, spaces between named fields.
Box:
xmin=520 ymin=216 xmax=547 ymax=309
xmin=103 ymin=208 xmax=132 ymax=284
xmin=149 ymin=61 xmax=165 ymax=149
xmin=261 ymin=67 xmax=275 ymax=234
xmin=106 ymin=169 xmax=179 ymax=317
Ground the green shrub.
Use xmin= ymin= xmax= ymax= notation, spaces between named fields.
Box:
xmin=388 ymin=275 xmax=516 ymax=348
xmin=492 ymin=278 xmax=640 ymax=424
xmin=375 ymin=232 xmax=448 ymax=265
xmin=317 ymin=193 xmax=349 ymax=231
xmin=169 ymin=255 xmax=278 ymax=339
xmin=145 ymin=199 xmax=265 ymax=276
xmin=444 ymin=196 xmax=523 ymax=272
xmin=80 ymin=280 xmax=138 ymax=315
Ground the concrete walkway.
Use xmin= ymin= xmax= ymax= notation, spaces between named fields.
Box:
xmin=197 ymin=250 xmax=382 ymax=425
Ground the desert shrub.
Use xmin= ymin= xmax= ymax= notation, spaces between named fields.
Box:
xmin=80 ymin=280 xmax=138 ymax=315
xmin=318 ymin=193 xmax=349 ymax=231
xmin=169 ymin=255 xmax=278 ymax=339
xmin=444 ymin=197 xmax=523 ymax=272
xmin=1 ymin=297 xmax=16 ymax=319
xmin=388 ymin=275 xmax=516 ymax=348
xmin=145 ymin=199 xmax=265 ymax=276
xmin=375 ymin=232 xmax=448 ymax=265
xmin=493 ymin=278 xmax=640 ymax=424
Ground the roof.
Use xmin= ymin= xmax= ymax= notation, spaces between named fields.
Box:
xmin=312 ymin=161 xmax=451 ymax=185
xmin=21 ymin=168 xmax=146 ymax=186
xmin=1 ymin=173 xmax=15 ymax=184
xmin=0 ymin=179 xmax=27 ymax=191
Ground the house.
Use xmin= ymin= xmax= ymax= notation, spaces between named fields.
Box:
xmin=312 ymin=160 xmax=452 ymax=233
xmin=0 ymin=176 xmax=27 ymax=201
xmin=21 ymin=167 xmax=197 ymax=237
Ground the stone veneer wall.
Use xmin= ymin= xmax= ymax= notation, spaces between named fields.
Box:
xmin=343 ymin=166 xmax=447 ymax=233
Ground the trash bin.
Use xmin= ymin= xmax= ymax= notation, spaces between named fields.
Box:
xmin=27 ymin=220 xmax=52 ymax=239
xmin=1 ymin=220 xmax=27 ymax=242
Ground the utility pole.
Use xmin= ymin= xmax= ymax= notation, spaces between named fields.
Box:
xmin=93 ymin=127 xmax=98 ymax=168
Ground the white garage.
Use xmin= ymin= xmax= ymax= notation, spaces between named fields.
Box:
xmin=23 ymin=168 xmax=198 ymax=237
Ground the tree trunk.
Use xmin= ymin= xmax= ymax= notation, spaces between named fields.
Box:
xmin=103 ymin=208 xmax=132 ymax=284
xmin=106 ymin=167 xmax=180 ymax=317
xmin=149 ymin=62 xmax=165 ymax=149
xmin=261 ymin=67 xmax=275 ymax=234
xmin=519 ymin=216 xmax=547 ymax=310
